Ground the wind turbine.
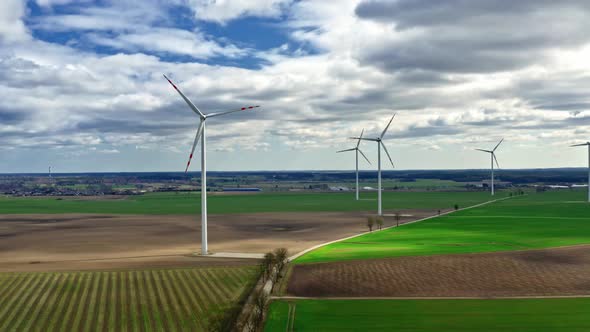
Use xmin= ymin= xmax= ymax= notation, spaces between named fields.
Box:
xmin=476 ymin=138 xmax=503 ymax=196
xmin=164 ymin=74 xmax=261 ymax=255
xmin=337 ymin=129 xmax=371 ymax=200
xmin=351 ymin=114 xmax=396 ymax=215
xmin=570 ymin=142 xmax=590 ymax=202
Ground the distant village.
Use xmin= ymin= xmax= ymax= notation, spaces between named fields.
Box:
xmin=1 ymin=171 xmax=588 ymax=197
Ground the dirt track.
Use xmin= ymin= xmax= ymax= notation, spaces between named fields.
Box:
xmin=0 ymin=210 xmax=435 ymax=272
xmin=288 ymin=245 xmax=590 ymax=298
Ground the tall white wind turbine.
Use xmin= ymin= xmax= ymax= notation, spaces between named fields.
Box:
xmin=164 ymin=74 xmax=261 ymax=255
xmin=476 ymin=138 xmax=503 ymax=196
xmin=570 ymin=142 xmax=590 ymax=202
xmin=337 ymin=129 xmax=371 ymax=200
xmin=351 ymin=114 xmax=396 ymax=215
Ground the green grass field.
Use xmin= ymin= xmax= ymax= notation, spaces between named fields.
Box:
xmin=295 ymin=190 xmax=590 ymax=263
xmin=0 ymin=266 xmax=258 ymax=332
xmin=264 ymin=298 xmax=590 ymax=331
xmin=0 ymin=191 xmax=501 ymax=214
xmin=331 ymin=178 xmax=465 ymax=189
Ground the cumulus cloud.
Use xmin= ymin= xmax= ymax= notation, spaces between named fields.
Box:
xmin=187 ymin=0 xmax=292 ymax=24
xmin=354 ymin=0 xmax=590 ymax=73
xmin=36 ymin=0 xmax=85 ymax=7
xmin=87 ymin=28 xmax=248 ymax=59
xmin=31 ymin=1 xmax=248 ymax=59
xmin=0 ymin=0 xmax=29 ymax=42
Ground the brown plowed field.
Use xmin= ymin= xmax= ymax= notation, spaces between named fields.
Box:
xmin=288 ymin=245 xmax=590 ymax=297
xmin=0 ymin=210 xmax=435 ymax=272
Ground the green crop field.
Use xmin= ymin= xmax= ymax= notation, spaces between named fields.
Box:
xmin=0 ymin=266 xmax=258 ymax=332
xmin=264 ymin=298 xmax=590 ymax=331
xmin=0 ymin=191 xmax=501 ymax=215
xmin=295 ymin=190 xmax=590 ymax=263
xmin=331 ymin=178 xmax=465 ymax=189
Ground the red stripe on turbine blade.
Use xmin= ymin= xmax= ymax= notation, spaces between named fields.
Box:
xmin=166 ymin=80 xmax=178 ymax=90
xmin=241 ymin=107 xmax=246 ymax=110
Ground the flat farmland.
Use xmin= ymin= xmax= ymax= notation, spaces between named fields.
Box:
xmin=0 ymin=191 xmax=502 ymax=214
xmin=295 ymin=190 xmax=590 ymax=263
xmin=0 ymin=266 xmax=258 ymax=332
xmin=264 ymin=298 xmax=590 ymax=332
xmin=0 ymin=211 xmax=438 ymax=272
xmin=288 ymin=244 xmax=590 ymax=297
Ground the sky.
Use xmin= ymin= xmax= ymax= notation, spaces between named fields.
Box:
xmin=1 ymin=0 xmax=590 ymax=173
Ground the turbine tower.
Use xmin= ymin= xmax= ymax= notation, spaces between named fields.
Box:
xmin=476 ymin=138 xmax=503 ymax=196
xmin=351 ymin=114 xmax=396 ymax=215
xmin=164 ymin=74 xmax=261 ymax=255
xmin=337 ymin=129 xmax=371 ymax=200
xmin=570 ymin=142 xmax=590 ymax=202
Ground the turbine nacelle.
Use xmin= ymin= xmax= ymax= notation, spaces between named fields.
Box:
xmin=338 ymin=129 xmax=371 ymax=165
xmin=348 ymin=114 xmax=396 ymax=168
xmin=476 ymin=138 xmax=503 ymax=169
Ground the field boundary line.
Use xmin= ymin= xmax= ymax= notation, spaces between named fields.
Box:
xmin=288 ymin=195 xmax=514 ymax=262
xmin=271 ymin=294 xmax=590 ymax=300
xmin=285 ymin=303 xmax=292 ymax=332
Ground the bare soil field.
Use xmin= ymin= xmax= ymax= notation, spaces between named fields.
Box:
xmin=288 ymin=245 xmax=590 ymax=297
xmin=0 ymin=210 xmax=434 ymax=272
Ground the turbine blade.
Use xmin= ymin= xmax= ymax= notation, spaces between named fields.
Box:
xmin=185 ymin=121 xmax=204 ymax=173
xmin=356 ymin=129 xmax=364 ymax=148
xmin=493 ymin=153 xmax=500 ymax=169
xmin=350 ymin=137 xmax=379 ymax=141
xmin=163 ymin=74 xmax=205 ymax=118
xmin=380 ymin=141 xmax=395 ymax=168
xmin=475 ymin=148 xmax=492 ymax=153
xmin=337 ymin=148 xmax=356 ymax=153
xmin=206 ymin=105 xmax=261 ymax=118
xmin=492 ymin=138 xmax=504 ymax=152
xmin=571 ymin=143 xmax=590 ymax=147
xmin=358 ymin=149 xmax=371 ymax=165
xmin=380 ymin=113 xmax=396 ymax=139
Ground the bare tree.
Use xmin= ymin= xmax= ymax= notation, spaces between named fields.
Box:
xmin=251 ymin=290 xmax=268 ymax=329
xmin=367 ymin=216 xmax=375 ymax=232
xmin=262 ymin=252 xmax=275 ymax=282
xmin=273 ymin=248 xmax=288 ymax=280
xmin=394 ymin=212 xmax=401 ymax=227
xmin=375 ymin=216 xmax=384 ymax=230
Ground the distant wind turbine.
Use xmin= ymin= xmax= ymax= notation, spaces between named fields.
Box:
xmin=337 ymin=129 xmax=371 ymax=200
xmin=351 ymin=114 xmax=396 ymax=215
xmin=164 ymin=74 xmax=261 ymax=255
xmin=476 ymin=138 xmax=504 ymax=196
xmin=570 ymin=142 xmax=590 ymax=202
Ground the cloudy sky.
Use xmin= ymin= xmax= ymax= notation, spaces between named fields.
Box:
xmin=1 ymin=0 xmax=590 ymax=173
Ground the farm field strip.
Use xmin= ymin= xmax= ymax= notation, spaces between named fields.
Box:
xmin=0 ymin=266 xmax=258 ymax=332
xmin=286 ymin=244 xmax=590 ymax=298
xmin=0 ymin=191 xmax=504 ymax=214
xmin=288 ymin=195 xmax=511 ymax=261
xmin=451 ymin=215 xmax=590 ymax=219
xmin=294 ymin=191 xmax=590 ymax=263
xmin=264 ymin=298 xmax=590 ymax=332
